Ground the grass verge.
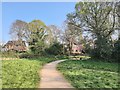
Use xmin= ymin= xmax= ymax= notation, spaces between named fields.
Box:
xmin=2 ymin=57 xmax=56 ymax=88
xmin=57 ymin=59 xmax=119 ymax=88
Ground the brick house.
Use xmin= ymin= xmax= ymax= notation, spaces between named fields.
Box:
xmin=3 ymin=40 xmax=27 ymax=52
xmin=71 ymin=42 xmax=84 ymax=55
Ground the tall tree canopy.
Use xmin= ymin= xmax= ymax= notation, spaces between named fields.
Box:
xmin=27 ymin=20 xmax=48 ymax=54
xmin=68 ymin=2 xmax=118 ymax=59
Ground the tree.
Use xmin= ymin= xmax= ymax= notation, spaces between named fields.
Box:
xmin=48 ymin=25 xmax=62 ymax=43
xmin=9 ymin=20 xmax=28 ymax=41
xmin=73 ymin=2 xmax=117 ymax=60
xmin=44 ymin=26 xmax=54 ymax=47
xmin=63 ymin=13 xmax=84 ymax=55
xmin=28 ymin=20 xmax=48 ymax=54
xmin=0 ymin=42 xmax=3 ymax=52
xmin=116 ymin=2 xmax=120 ymax=39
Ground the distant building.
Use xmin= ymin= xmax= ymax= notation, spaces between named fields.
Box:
xmin=71 ymin=42 xmax=84 ymax=55
xmin=3 ymin=40 xmax=27 ymax=52
xmin=64 ymin=37 xmax=85 ymax=55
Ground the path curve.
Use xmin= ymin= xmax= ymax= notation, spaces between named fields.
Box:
xmin=39 ymin=60 xmax=74 ymax=88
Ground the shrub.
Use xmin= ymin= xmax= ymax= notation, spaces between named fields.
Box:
xmin=112 ymin=38 xmax=120 ymax=63
xmin=19 ymin=53 xmax=40 ymax=59
xmin=45 ymin=42 xmax=63 ymax=55
xmin=1 ymin=51 xmax=19 ymax=58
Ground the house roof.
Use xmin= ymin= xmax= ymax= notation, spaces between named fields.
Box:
xmin=3 ymin=40 xmax=27 ymax=51
xmin=4 ymin=40 xmax=26 ymax=47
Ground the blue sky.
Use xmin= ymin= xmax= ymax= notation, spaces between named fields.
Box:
xmin=2 ymin=2 xmax=76 ymax=42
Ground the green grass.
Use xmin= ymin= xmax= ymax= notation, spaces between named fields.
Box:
xmin=2 ymin=57 xmax=56 ymax=88
xmin=57 ymin=59 xmax=119 ymax=88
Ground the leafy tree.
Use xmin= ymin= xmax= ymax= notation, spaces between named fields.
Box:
xmin=73 ymin=2 xmax=117 ymax=60
xmin=28 ymin=20 xmax=48 ymax=54
xmin=116 ymin=2 xmax=120 ymax=39
xmin=44 ymin=26 xmax=54 ymax=47
xmin=0 ymin=43 xmax=3 ymax=52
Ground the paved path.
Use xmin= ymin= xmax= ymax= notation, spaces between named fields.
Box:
xmin=39 ymin=60 xmax=74 ymax=88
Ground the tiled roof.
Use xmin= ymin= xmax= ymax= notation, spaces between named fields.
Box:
xmin=3 ymin=40 xmax=27 ymax=51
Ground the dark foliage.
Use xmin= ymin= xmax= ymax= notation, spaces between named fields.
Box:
xmin=45 ymin=42 xmax=63 ymax=55
xmin=19 ymin=53 xmax=40 ymax=59
xmin=1 ymin=51 xmax=19 ymax=58
xmin=112 ymin=38 xmax=120 ymax=63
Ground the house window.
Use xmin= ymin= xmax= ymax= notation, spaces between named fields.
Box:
xmin=76 ymin=50 xmax=78 ymax=52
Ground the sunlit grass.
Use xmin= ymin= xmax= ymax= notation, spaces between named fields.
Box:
xmin=2 ymin=57 xmax=56 ymax=88
xmin=57 ymin=59 xmax=119 ymax=88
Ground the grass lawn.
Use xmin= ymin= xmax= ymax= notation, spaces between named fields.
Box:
xmin=2 ymin=57 xmax=56 ymax=88
xmin=57 ymin=59 xmax=119 ymax=88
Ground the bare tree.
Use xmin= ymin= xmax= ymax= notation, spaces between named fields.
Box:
xmin=48 ymin=25 xmax=62 ymax=43
xmin=9 ymin=20 xmax=28 ymax=41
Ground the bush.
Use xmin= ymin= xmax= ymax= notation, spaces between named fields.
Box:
xmin=88 ymin=37 xmax=113 ymax=61
xmin=112 ymin=38 xmax=120 ymax=63
xmin=45 ymin=42 xmax=63 ymax=55
xmin=1 ymin=51 xmax=19 ymax=58
xmin=19 ymin=53 xmax=40 ymax=59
